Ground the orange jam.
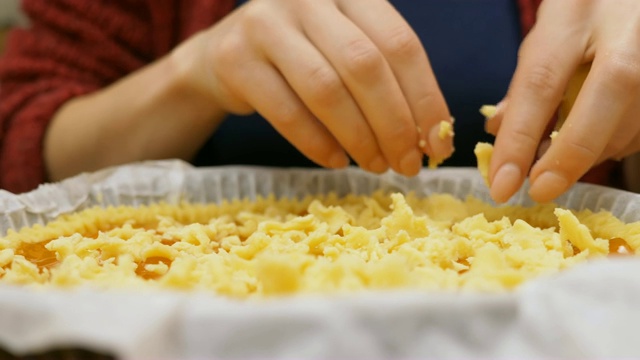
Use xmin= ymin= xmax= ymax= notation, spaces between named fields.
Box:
xmin=15 ymin=241 xmax=58 ymax=270
xmin=135 ymin=256 xmax=172 ymax=280
xmin=160 ymin=238 xmax=178 ymax=246
xmin=457 ymin=258 xmax=470 ymax=274
xmin=609 ymin=237 xmax=633 ymax=256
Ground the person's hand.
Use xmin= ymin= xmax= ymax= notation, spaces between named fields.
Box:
xmin=486 ymin=0 xmax=640 ymax=203
xmin=171 ymin=0 xmax=452 ymax=176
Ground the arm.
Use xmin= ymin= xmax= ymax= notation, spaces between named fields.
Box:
xmin=44 ymin=50 xmax=225 ymax=182
xmin=4 ymin=0 xmax=453 ymax=193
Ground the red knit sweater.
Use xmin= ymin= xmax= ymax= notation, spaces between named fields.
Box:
xmin=0 ymin=0 xmax=541 ymax=193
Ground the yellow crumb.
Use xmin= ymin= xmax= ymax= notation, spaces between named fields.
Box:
xmin=428 ymin=157 xmax=443 ymax=169
xmin=427 ymin=120 xmax=455 ymax=169
xmin=474 ymin=142 xmax=494 ymax=186
xmin=438 ymin=120 xmax=454 ymax=139
xmin=555 ymin=208 xmax=608 ymax=255
xmin=480 ymin=105 xmax=498 ymax=119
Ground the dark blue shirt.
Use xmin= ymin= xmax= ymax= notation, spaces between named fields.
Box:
xmin=194 ymin=0 xmax=521 ymax=168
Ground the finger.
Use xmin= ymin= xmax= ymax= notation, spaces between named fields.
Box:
xmin=597 ymin=101 xmax=640 ymax=162
xmin=483 ymin=100 xmax=507 ymax=136
xmin=529 ymin=50 xmax=640 ymax=202
xmin=488 ymin=5 xmax=587 ymax=203
xmin=484 ymin=99 xmax=560 ymax=144
xmin=597 ymin=126 xmax=639 ymax=164
xmin=216 ymin=33 xmax=349 ymax=169
xmin=536 ymin=138 xmax=551 ymax=160
xmin=339 ymin=0 xmax=452 ymax=160
xmin=299 ymin=1 xmax=423 ymax=176
xmin=611 ymin=129 xmax=640 ymax=161
xmin=246 ymin=8 xmax=389 ymax=173
xmin=588 ymin=1 xmax=640 ymax=163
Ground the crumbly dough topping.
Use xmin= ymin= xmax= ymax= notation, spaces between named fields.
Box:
xmin=0 ymin=191 xmax=636 ymax=298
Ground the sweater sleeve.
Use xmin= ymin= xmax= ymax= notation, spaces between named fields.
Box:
xmin=0 ymin=0 xmax=191 ymax=193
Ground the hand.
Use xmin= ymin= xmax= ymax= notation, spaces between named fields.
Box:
xmin=487 ymin=0 xmax=640 ymax=203
xmin=171 ymin=0 xmax=452 ymax=176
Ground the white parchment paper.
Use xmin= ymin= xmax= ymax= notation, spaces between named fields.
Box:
xmin=1 ymin=160 xmax=640 ymax=359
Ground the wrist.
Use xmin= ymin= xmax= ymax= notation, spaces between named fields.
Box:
xmin=168 ymin=31 xmax=222 ymax=116
xmin=44 ymin=39 xmax=230 ymax=182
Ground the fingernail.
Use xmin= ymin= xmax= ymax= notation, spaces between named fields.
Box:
xmin=489 ymin=162 xmax=522 ymax=203
xmin=329 ymin=151 xmax=350 ymax=168
xmin=399 ymin=149 xmax=423 ymax=176
xmin=368 ymin=155 xmax=389 ymax=173
xmin=529 ymin=171 xmax=569 ymax=203
xmin=495 ymin=99 xmax=506 ymax=114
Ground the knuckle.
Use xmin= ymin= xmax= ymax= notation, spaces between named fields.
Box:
xmin=305 ymin=66 xmax=345 ymax=107
xmin=603 ymin=138 xmax=626 ymax=157
xmin=564 ymin=0 xmax=583 ymax=9
xmin=383 ymin=121 xmax=417 ymax=154
xmin=343 ymin=131 xmax=378 ymax=159
xmin=212 ymin=80 xmax=253 ymax=114
xmin=274 ymin=103 xmax=308 ymax=128
xmin=414 ymin=91 xmax=444 ymax=120
xmin=239 ymin=3 xmax=271 ymax=32
xmin=385 ymin=119 xmax=412 ymax=140
xmin=214 ymin=35 xmax=245 ymax=67
xmin=382 ymin=26 xmax=422 ymax=60
xmin=520 ymin=62 xmax=561 ymax=100
xmin=415 ymin=91 xmax=438 ymax=108
xmin=605 ymin=146 xmax=625 ymax=161
xmin=562 ymin=137 xmax=600 ymax=165
xmin=601 ymin=53 xmax=640 ymax=93
xmin=507 ymin=126 xmax=540 ymax=153
xmin=293 ymin=0 xmax=314 ymax=11
xmin=292 ymin=137 xmax=332 ymax=167
xmin=343 ymin=39 xmax=384 ymax=77
xmin=304 ymin=137 xmax=332 ymax=160
xmin=537 ymin=0 xmax=581 ymax=18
